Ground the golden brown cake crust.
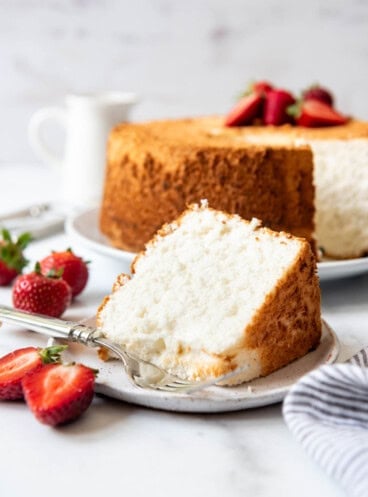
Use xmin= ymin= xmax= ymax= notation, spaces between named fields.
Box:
xmin=100 ymin=117 xmax=315 ymax=252
xmin=244 ymin=240 xmax=321 ymax=378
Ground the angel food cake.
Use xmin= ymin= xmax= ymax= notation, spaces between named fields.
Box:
xmin=97 ymin=203 xmax=321 ymax=385
xmin=100 ymin=81 xmax=368 ymax=259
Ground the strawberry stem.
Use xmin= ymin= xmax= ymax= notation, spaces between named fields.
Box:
xmin=35 ymin=262 xmax=63 ymax=279
xmin=286 ymin=102 xmax=301 ymax=118
xmin=39 ymin=345 xmax=68 ymax=364
xmin=1 ymin=229 xmax=12 ymax=243
xmin=0 ymin=230 xmax=31 ymax=273
xmin=46 ymin=267 xmax=64 ymax=279
xmin=34 ymin=262 xmax=42 ymax=274
xmin=17 ymin=232 xmax=32 ymax=250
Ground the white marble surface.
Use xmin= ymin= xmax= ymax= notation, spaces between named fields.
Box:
xmin=0 ymin=164 xmax=368 ymax=496
xmin=1 ymin=0 xmax=368 ymax=163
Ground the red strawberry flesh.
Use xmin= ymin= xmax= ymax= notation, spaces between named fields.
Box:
xmin=0 ymin=347 xmax=41 ymax=400
xmin=297 ymin=99 xmax=348 ymax=127
xmin=22 ymin=363 xmax=95 ymax=426
xmin=253 ymin=81 xmax=273 ymax=95
xmin=225 ymin=93 xmax=263 ymax=127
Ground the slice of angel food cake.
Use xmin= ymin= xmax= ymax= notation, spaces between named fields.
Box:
xmin=97 ymin=202 xmax=321 ymax=385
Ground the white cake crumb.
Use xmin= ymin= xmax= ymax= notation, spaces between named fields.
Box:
xmin=249 ymin=218 xmax=262 ymax=230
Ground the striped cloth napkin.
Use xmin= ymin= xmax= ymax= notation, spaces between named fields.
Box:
xmin=283 ymin=349 xmax=368 ymax=497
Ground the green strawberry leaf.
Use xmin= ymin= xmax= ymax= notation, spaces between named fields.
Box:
xmin=0 ymin=230 xmax=30 ymax=273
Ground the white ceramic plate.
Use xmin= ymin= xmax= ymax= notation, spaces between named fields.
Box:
xmin=51 ymin=320 xmax=339 ymax=413
xmin=66 ymin=208 xmax=368 ymax=281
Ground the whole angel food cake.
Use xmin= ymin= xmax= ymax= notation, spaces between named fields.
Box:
xmin=100 ymin=82 xmax=368 ymax=259
xmin=97 ymin=203 xmax=321 ymax=385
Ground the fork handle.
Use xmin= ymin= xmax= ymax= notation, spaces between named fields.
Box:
xmin=0 ymin=305 xmax=103 ymax=345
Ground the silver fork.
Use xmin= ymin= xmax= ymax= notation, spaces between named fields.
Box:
xmin=0 ymin=305 xmax=224 ymax=393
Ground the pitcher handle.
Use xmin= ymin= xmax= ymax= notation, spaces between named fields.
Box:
xmin=28 ymin=107 xmax=66 ymax=171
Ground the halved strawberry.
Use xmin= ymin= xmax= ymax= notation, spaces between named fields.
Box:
xmin=0 ymin=345 xmax=66 ymax=400
xmin=0 ymin=230 xmax=31 ymax=286
xmin=252 ymin=80 xmax=273 ymax=96
xmin=263 ymin=89 xmax=296 ymax=125
xmin=290 ymin=99 xmax=349 ymax=127
xmin=240 ymin=80 xmax=274 ymax=99
xmin=22 ymin=363 xmax=96 ymax=426
xmin=225 ymin=93 xmax=264 ymax=126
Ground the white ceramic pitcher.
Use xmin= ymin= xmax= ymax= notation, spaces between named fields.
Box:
xmin=28 ymin=92 xmax=138 ymax=208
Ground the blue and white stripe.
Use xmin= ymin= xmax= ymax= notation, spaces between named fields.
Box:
xmin=283 ymin=349 xmax=368 ymax=497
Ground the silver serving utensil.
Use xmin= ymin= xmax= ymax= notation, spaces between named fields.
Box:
xmin=0 ymin=203 xmax=67 ymax=240
xmin=0 ymin=203 xmax=50 ymax=223
xmin=22 ymin=218 xmax=66 ymax=240
xmin=0 ymin=305 xmax=230 ymax=393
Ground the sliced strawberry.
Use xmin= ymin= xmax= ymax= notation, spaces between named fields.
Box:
xmin=252 ymin=80 xmax=273 ymax=96
xmin=302 ymin=85 xmax=334 ymax=107
xmin=263 ymin=89 xmax=296 ymax=125
xmin=293 ymin=99 xmax=349 ymax=127
xmin=12 ymin=262 xmax=72 ymax=318
xmin=239 ymin=80 xmax=273 ymax=99
xmin=40 ymin=248 xmax=89 ymax=298
xmin=0 ymin=345 xmax=66 ymax=400
xmin=22 ymin=363 xmax=96 ymax=426
xmin=0 ymin=230 xmax=31 ymax=286
xmin=225 ymin=93 xmax=264 ymax=127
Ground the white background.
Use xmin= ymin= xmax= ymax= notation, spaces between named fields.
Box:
xmin=1 ymin=0 xmax=368 ymax=163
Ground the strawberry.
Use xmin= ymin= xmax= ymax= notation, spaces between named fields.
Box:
xmin=225 ymin=93 xmax=264 ymax=126
xmin=263 ymin=89 xmax=296 ymax=125
xmin=252 ymin=80 xmax=273 ymax=96
xmin=0 ymin=345 xmax=66 ymax=400
xmin=302 ymin=85 xmax=334 ymax=107
xmin=0 ymin=230 xmax=31 ymax=286
xmin=239 ymin=80 xmax=274 ymax=99
xmin=290 ymin=99 xmax=349 ymax=127
xmin=0 ymin=261 xmax=18 ymax=287
xmin=40 ymin=248 xmax=89 ymax=297
xmin=12 ymin=263 xmax=72 ymax=318
xmin=22 ymin=363 xmax=96 ymax=426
